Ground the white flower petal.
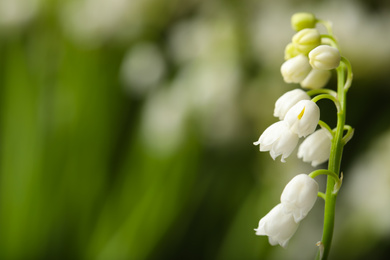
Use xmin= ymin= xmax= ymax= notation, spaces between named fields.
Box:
xmin=280 ymin=55 xmax=311 ymax=83
xmin=298 ymin=128 xmax=332 ymax=166
xmin=284 ymin=100 xmax=320 ymax=137
xmin=300 ymin=69 xmax=331 ymax=89
xmin=280 ymin=174 xmax=319 ymax=222
xmin=254 ymin=121 xmax=299 ymax=162
xmin=274 ymin=89 xmax=310 ymax=120
xmin=255 ymin=204 xmax=300 ymax=248
xmin=309 ymin=45 xmax=341 ymax=70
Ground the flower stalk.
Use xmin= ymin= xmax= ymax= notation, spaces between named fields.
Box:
xmin=253 ymin=13 xmax=354 ymax=259
xmin=315 ymin=55 xmax=352 ymax=260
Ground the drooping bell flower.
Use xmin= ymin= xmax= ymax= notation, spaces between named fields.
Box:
xmin=255 ymin=203 xmax=299 ymax=248
xmin=284 ymin=100 xmax=320 ymax=137
xmin=298 ymin=128 xmax=332 ymax=167
xmin=274 ymin=89 xmax=310 ymax=120
xmin=280 ymin=174 xmax=319 ymax=222
xmin=253 ymin=121 xmax=299 ymax=162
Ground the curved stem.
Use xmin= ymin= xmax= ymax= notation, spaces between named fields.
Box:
xmin=342 ymin=125 xmax=354 ymax=144
xmin=320 ymin=35 xmax=339 ymax=49
xmin=312 ymin=94 xmax=341 ymax=112
xmin=341 ymin=57 xmax=353 ymax=91
xmin=306 ymin=88 xmax=338 ymax=98
xmin=317 ymin=19 xmax=333 ymax=35
xmin=318 ymin=120 xmax=334 ymax=137
xmin=309 ymin=169 xmax=339 ymax=182
xmin=318 ymin=192 xmax=326 ymax=200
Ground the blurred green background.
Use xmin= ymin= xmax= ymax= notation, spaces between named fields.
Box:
xmin=1 ymin=0 xmax=390 ymax=259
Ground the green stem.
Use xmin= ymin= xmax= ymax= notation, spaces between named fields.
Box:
xmin=306 ymin=88 xmax=337 ymax=98
xmin=317 ymin=19 xmax=333 ymax=35
xmin=320 ymin=35 xmax=339 ymax=49
xmin=341 ymin=57 xmax=353 ymax=91
xmin=309 ymin=169 xmax=339 ymax=182
xmin=318 ymin=120 xmax=334 ymax=137
xmin=315 ymin=62 xmax=347 ymax=260
xmin=311 ymin=94 xmax=341 ymax=112
xmin=317 ymin=192 xmax=326 ymax=200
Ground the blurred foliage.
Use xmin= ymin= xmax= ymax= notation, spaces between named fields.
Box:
xmin=0 ymin=0 xmax=390 ymax=259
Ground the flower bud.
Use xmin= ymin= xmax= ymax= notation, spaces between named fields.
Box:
xmin=284 ymin=43 xmax=299 ymax=60
xmin=300 ymin=69 xmax=331 ymax=89
xmin=291 ymin=12 xmax=317 ymax=31
xmin=284 ymin=100 xmax=320 ymax=137
xmin=280 ymin=174 xmax=319 ymax=222
xmin=255 ymin=203 xmax=299 ymax=248
xmin=298 ymin=128 xmax=332 ymax=166
xmin=280 ymin=54 xmax=311 ymax=83
xmin=292 ymin=28 xmax=321 ymax=55
xmin=309 ymin=45 xmax=341 ymax=70
xmin=274 ymin=89 xmax=310 ymax=120
xmin=253 ymin=121 xmax=299 ymax=162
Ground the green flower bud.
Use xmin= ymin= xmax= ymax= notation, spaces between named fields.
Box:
xmin=291 ymin=12 xmax=317 ymax=31
xmin=292 ymin=28 xmax=321 ymax=55
xmin=284 ymin=43 xmax=299 ymax=60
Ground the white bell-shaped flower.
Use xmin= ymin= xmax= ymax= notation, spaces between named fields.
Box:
xmin=255 ymin=203 xmax=299 ymax=248
xmin=309 ymin=45 xmax=341 ymax=70
xmin=284 ymin=100 xmax=320 ymax=137
xmin=253 ymin=121 xmax=299 ymax=162
xmin=274 ymin=89 xmax=310 ymax=120
xmin=298 ymin=128 xmax=332 ymax=167
xmin=280 ymin=54 xmax=311 ymax=83
xmin=300 ymin=69 xmax=331 ymax=89
xmin=280 ymin=174 xmax=319 ymax=222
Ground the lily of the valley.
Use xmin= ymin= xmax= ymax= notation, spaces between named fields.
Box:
xmin=253 ymin=121 xmax=299 ymax=162
xmin=284 ymin=100 xmax=320 ymax=137
xmin=298 ymin=128 xmax=332 ymax=166
xmin=255 ymin=203 xmax=299 ymax=248
xmin=309 ymin=45 xmax=341 ymax=70
xmin=280 ymin=174 xmax=319 ymax=222
xmin=281 ymin=54 xmax=311 ymax=83
xmin=300 ymin=69 xmax=331 ymax=89
xmin=291 ymin=12 xmax=317 ymax=31
xmin=284 ymin=43 xmax=299 ymax=60
xmin=292 ymin=28 xmax=321 ymax=55
xmin=274 ymin=89 xmax=310 ymax=120
xmin=255 ymin=174 xmax=319 ymax=247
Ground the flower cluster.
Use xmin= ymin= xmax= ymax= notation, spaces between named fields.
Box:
xmin=254 ymin=12 xmax=354 ymax=257
xmin=254 ymin=12 xmax=337 ymax=166
xmin=282 ymin=13 xmax=341 ymax=90
xmin=253 ymin=88 xmax=331 ymax=165
xmin=255 ymin=174 xmax=319 ymax=247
